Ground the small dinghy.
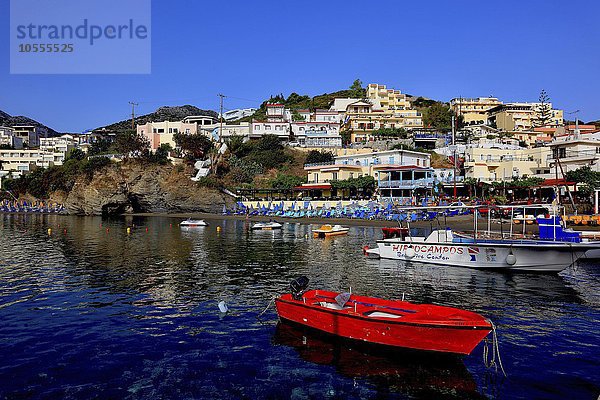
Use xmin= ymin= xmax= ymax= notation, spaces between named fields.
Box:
xmin=179 ymin=219 xmax=208 ymax=227
xmin=251 ymin=221 xmax=283 ymax=230
xmin=275 ymin=277 xmax=493 ymax=355
xmin=312 ymin=224 xmax=350 ymax=238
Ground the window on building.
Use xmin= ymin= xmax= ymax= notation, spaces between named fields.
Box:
xmin=266 ymin=126 xmax=271 ymax=130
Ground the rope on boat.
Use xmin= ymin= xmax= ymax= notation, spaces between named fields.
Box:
xmin=483 ymin=321 xmax=507 ymax=377
xmin=256 ymin=295 xmax=277 ymax=320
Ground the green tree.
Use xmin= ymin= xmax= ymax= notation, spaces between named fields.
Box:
xmin=270 ymin=173 xmax=305 ymax=190
xmin=66 ymin=148 xmax=86 ymax=161
xmin=305 ymin=150 xmax=334 ymax=165
xmin=174 ymin=132 xmax=213 ymax=160
xmin=291 ymin=109 xmax=305 ymax=121
xmin=423 ymin=102 xmax=454 ymax=130
xmin=114 ymin=130 xmax=150 ymax=158
xmin=88 ymin=137 xmax=112 ymax=156
xmin=349 ymin=79 xmax=365 ymax=98
xmin=534 ymin=89 xmax=553 ymax=127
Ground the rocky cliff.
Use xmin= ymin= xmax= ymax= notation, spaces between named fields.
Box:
xmin=63 ymin=162 xmax=234 ymax=215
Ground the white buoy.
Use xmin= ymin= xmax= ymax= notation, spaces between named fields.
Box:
xmin=405 ymin=246 xmax=416 ymax=258
xmin=218 ymin=301 xmax=228 ymax=313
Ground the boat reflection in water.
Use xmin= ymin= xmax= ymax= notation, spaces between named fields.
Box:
xmin=273 ymin=321 xmax=486 ymax=399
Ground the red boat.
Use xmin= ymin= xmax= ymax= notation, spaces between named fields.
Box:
xmin=275 ymin=280 xmax=492 ymax=355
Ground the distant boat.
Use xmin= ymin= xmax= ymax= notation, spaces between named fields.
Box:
xmin=180 ymin=219 xmax=209 ymax=227
xmin=251 ymin=221 xmax=283 ymax=230
xmin=275 ymin=279 xmax=492 ymax=355
xmin=312 ymin=224 xmax=350 ymax=238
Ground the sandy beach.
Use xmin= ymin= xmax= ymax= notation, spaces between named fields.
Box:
xmin=129 ymin=212 xmax=588 ymax=234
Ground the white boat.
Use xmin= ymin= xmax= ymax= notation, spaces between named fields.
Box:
xmin=364 ymin=229 xmax=596 ymax=273
xmin=180 ymin=219 xmax=209 ymax=227
xmin=251 ymin=221 xmax=283 ymax=230
xmin=312 ymin=224 xmax=350 ymax=238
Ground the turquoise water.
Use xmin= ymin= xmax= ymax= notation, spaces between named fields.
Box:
xmin=0 ymin=214 xmax=598 ymax=399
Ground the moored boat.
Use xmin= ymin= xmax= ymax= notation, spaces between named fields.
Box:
xmin=251 ymin=221 xmax=283 ymax=230
xmin=312 ymin=224 xmax=350 ymax=238
xmin=364 ymin=228 xmax=597 ymax=272
xmin=180 ymin=218 xmax=208 ymax=227
xmin=275 ymin=279 xmax=492 ymax=355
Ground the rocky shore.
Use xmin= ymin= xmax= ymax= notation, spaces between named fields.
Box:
xmin=61 ymin=162 xmax=234 ymax=216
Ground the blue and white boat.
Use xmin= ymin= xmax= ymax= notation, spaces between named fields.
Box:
xmin=364 ymin=206 xmax=600 ymax=273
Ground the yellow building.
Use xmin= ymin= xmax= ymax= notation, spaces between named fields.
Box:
xmin=450 ymin=97 xmax=503 ymax=125
xmin=488 ymin=103 xmax=563 ymax=131
xmin=367 ymin=83 xmax=414 ymax=112
xmin=463 ymin=147 xmax=551 ymax=182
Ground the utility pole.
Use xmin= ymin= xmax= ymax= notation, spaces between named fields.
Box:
xmin=218 ymin=94 xmax=226 ymax=143
xmin=129 ymin=101 xmax=139 ymax=130
xmin=452 ymin=115 xmax=457 ymax=198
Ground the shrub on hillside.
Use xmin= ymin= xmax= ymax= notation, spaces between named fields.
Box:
xmin=305 ymin=150 xmax=334 ymax=165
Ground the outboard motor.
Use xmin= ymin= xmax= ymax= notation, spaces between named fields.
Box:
xmin=290 ymin=276 xmax=310 ymax=300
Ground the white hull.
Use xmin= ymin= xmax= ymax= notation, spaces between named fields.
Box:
xmin=180 ymin=219 xmax=208 ymax=227
xmin=369 ymin=239 xmax=587 ymax=272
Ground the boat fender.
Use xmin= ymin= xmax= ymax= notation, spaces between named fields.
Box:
xmin=505 ymin=250 xmax=517 ymax=265
xmin=405 ymin=246 xmax=416 ymax=258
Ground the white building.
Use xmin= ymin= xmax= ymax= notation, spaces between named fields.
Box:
xmin=40 ymin=134 xmax=76 ymax=155
xmin=335 ymin=149 xmax=430 ymax=168
xmin=0 ymin=126 xmax=23 ymax=149
xmin=12 ymin=125 xmax=48 ymax=147
xmin=221 ymin=108 xmax=257 ymax=121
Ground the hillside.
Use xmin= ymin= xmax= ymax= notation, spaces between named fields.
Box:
xmin=97 ymin=105 xmax=219 ymax=132
xmin=0 ymin=109 xmax=59 ymax=135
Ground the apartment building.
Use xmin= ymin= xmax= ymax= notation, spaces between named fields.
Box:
xmin=40 ymin=134 xmax=76 ymax=155
xmin=330 ymin=85 xmax=423 ymax=143
xmin=463 ymin=147 xmax=551 ymax=182
xmin=12 ymin=125 xmax=48 ymax=147
xmin=0 ymin=126 xmax=23 ymax=149
xmin=301 ymin=149 xmax=432 ymax=201
xmin=220 ymin=108 xmax=257 ymax=121
xmin=450 ymin=97 xmax=503 ymax=125
xmin=549 ymin=136 xmax=600 ymax=174
xmin=487 ymin=103 xmax=563 ymax=131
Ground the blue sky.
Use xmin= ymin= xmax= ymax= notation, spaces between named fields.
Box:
xmin=1 ymin=0 xmax=599 ymax=132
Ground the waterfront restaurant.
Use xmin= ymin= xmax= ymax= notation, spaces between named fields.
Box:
xmin=375 ymin=165 xmax=434 ymax=204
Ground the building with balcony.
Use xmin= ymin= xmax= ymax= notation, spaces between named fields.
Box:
xmin=331 ymin=86 xmax=423 ymax=143
xmin=463 ymin=147 xmax=551 ymax=182
xmin=291 ymin=121 xmax=341 ymax=147
xmin=450 ymin=97 xmax=503 ymax=125
xmin=0 ymin=126 xmax=23 ymax=149
xmin=12 ymin=125 xmax=47 ymax=148
xmin=220 ymin=108 xmax=257 ymax=121
xmin=549 ymin=137 xmax=600 ymax=174
xmin=40 ymin=134 xmax=76 ymax=156
xmin=0 ymin=149 xmax=61 ymax=177
xmin=301 ymin=149 xmax=432 ymax=202
xmin=487 ymin=103 xmax=563 ymax=132
xmin=366 ymin=83 xmax=414 ymax=112
xmin=137 ymin=120 xmax=199 ymax=150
